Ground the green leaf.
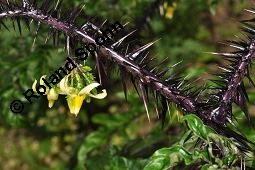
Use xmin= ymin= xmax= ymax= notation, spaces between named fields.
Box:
xmin=75 ymin=128 xmax=112 ymax=170
xmin=86 ymin=146 xmax=147 ymax=170
xmin=143 ymin=146 xmax=193 ymax=170
xmin=223 ymin=153 xmax=237 ymax=167
xmin=201 ymin=164 xmax=218 ymax=170
xmin=1 ymin=106 xmax=29 ymax=128
xmin=183 ymin=114 xmax=215 ymax=140
xmin=92 ymin=113 xmax=133 ymax=129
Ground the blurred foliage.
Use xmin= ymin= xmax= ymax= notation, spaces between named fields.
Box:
xmin=0 ymin=0 xmax=255 ymax=170
xmin=144 ymin=114 xmax=254 ymax=170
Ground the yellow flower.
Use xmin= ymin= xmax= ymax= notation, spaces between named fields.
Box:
xmin=59 ymin=77 xmax=107 ymax=116
xmin=32 ymin=75 xmax=49 ymax=94
xmin=166 ymin=7 xmax=175 ymax=19
xmin=32 ymin=75 xmax=58 ymax=108
xmin=67 ymin=96 xmax=86 ymax=116
xmin=164 ymin=2 xmax=177 ymax=19
xmin=31 ymin=69 xmax=106 ymax=116
xmin=47 ymin=88 xmax=59 ymax=108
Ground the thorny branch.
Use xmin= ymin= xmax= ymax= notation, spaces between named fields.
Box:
xmin=0 ymin=0 xmax=255 ymax=151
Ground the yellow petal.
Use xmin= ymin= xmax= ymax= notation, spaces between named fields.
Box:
xmin=59 ymin=76 xmax=68 ymax=93
xmin=48 ymin=100 xmax=55 ymax=108
xmin=47 ymin=88 xmax=59 ymax=101
xmin=59 ymin=75 xmax=75 ymax=95
xmin=67 ymin=95 xmax=85 ymax=116
xmin=32 ymin=79 xmax=37 ymax=92
xmin=39 ymin=75 xmax=47 ymax=85
xmin=165 ymin=7 xmax=175 ymax=19
xmin=47 ymin=88 xmax=59 ymax=108
xmin=40 ymin=75 xmax=49 ymax=94
xmin=78 ymin=83 xmax=100 ymax=95
xmin=88 ymin=89 xmax=107 ymax=99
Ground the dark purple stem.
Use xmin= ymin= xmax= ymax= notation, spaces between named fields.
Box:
xmin=213 ymin=40 xmax=255 ymax=123
xmin=222 ymin=41 xmax=255 ymax=102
